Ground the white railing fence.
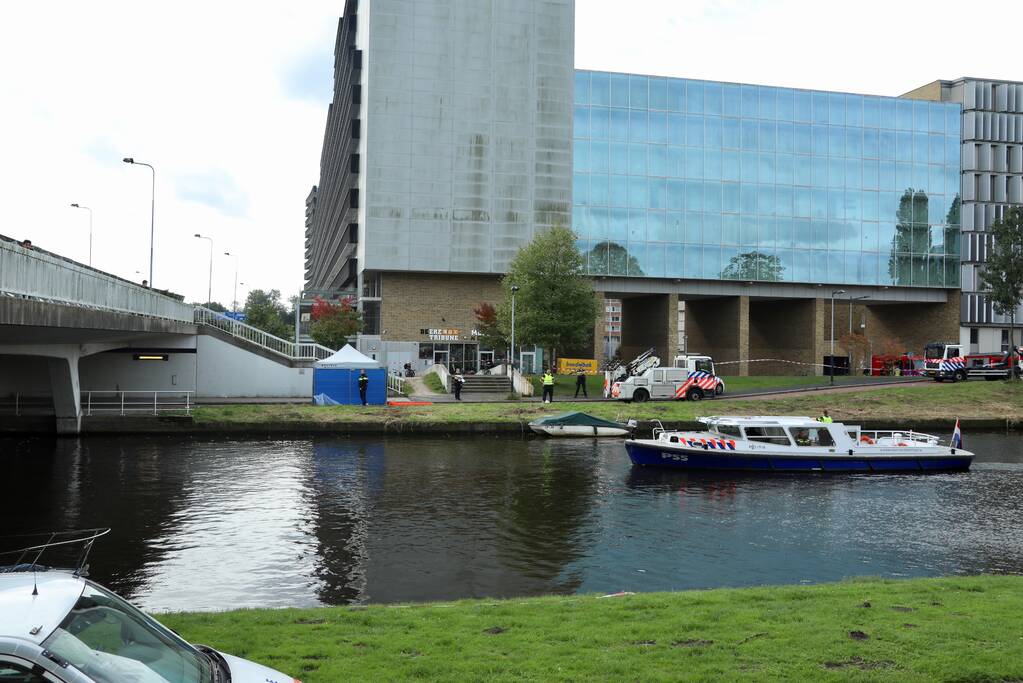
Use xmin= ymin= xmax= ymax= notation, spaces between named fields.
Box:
xmin=0 ymin=393 xmax=55 ymax=416
xmin=193 ymin=307 xmax=334 ymax=361
xmin=0 ymin=238 xmax=194 ymax=322
xmin=387 ymin=373 xmax=407 ymax=396
xmin=82 ymin=391 xmax=193 ymax=416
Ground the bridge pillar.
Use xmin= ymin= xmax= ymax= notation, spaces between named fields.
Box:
xmin=47 ymin=354 xmax=81 ymax=435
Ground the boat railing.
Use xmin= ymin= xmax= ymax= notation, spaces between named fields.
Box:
xmin=857 ymin=429 xmax=940 ymax=445
xmin=651 ymin=419 xmax=666 ymax=440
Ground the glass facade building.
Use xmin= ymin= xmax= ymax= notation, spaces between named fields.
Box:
xmin=572 ymin=71 xmax=962 ymax=287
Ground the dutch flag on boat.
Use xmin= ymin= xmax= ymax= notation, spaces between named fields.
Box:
xmin=951 ymin=418 xmax=962 ymax=449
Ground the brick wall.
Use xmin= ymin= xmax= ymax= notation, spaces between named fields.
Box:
xmin=749 ymin=299 xmax=823 ymax=375
xmin=861 ymin=296 xmax=959 ymax=357
xmin=685 ymin=296 xmax=749 ymax=376
xmin=379 ymin=272 xmax=503 ymax=343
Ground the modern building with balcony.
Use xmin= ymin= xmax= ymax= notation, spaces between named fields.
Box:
xmin=902 ymin=77 xmax=1023 ymax=353
xmin=305 ymin=0 xmax=964 ymax=375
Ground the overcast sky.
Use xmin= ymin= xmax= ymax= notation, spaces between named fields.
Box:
xmin=3 ymin=0 xmax=1021 ymax=306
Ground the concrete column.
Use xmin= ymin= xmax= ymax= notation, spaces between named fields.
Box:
xmin=620 ymin=293 xmax=678 ymax=364
xmin=684 ymin=295 xmax=750 ymax=376
xmin=48 ymin=354 xmax=81 ymax=435
xmin=592 ymin=291 xmax=606 ymax=362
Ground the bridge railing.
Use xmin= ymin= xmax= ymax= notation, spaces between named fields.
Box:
xmin=82 ymin=390 xmax=193 ymax=416
xmin=193 ymin=307 xmax=334 ymax=361
xmin=0 ymin=238 xmax=194 ymax=322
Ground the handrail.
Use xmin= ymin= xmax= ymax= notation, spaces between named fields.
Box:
xmin=82 ymin=390 xmax=193 ymax=416
xmin=193 ymin=307 xmax=334 ymax=360
xmin=387 ymin=373 xmax=407 ymax=396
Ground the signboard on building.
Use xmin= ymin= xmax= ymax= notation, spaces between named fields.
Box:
xmin=421 ymin=328 xmax=461 ymax=341
xmin=557 ymin=358 xmax=598 ymax=374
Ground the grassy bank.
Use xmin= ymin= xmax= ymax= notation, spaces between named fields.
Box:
xmin=193 ymin=381 xmax=1023 ymax=428
xmin=160 ymin=575 xmax=1023 ymax=682
xmin=526 ymin=373 xmax=919 ymax=397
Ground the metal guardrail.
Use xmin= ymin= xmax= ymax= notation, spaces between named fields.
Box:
xmin=387 ymin=373 xmax=407 ymax=396
xmin=193 ymin=307 xmax=334 ymax=360
xmin=82 ymin=390 xmax=193 ymax=416
xmin=0 ymin=393 xmax=54 ymax=416
xmin=0 ymin=238 xmax=194 ymax=322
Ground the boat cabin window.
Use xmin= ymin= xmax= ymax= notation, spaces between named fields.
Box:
xmin=846 ymin=429 xmax=858 ymax=441
xmin=714 ymin=424 xmax=742 ymax=437
xmin=788 ymin=427 xmax=835 ymax=447
xmin=653 ymin=370 xmax=664 ymax=382
xmin=743 ymin=426 xmax=791 ymax=445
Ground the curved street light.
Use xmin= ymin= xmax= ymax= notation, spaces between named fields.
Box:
xmin=194 ymin=234 xmax=214 ymax=306
xmin=223 ymin=251 xmax=240 ymax=312
xmin=123 ymin=157 xmax=155 ymax=287
xmin=69 ymin=203 xmax=93 ymax=266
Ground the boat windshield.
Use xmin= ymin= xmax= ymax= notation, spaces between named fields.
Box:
xmin=714 ymin=423 xmax=742 ymax=437
xmin=788 ymin=426 xmax=835 ymax=447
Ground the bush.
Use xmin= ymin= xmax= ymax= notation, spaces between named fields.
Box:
xmin=423 ymin=372 xmax=445 ymax=393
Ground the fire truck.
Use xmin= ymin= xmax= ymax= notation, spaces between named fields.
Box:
xmin=923 ymin=341 xmax=1022 ymax=381
xmin=604 ymin=348 xmax=724 ymax=402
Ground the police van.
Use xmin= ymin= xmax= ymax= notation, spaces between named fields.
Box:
xmin=609 ymin=354 xmax=722 ymax=402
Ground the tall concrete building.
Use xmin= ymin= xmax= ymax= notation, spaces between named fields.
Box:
xmin=903 ymin=78 xmax=1023 ymax=353
xmin=307 ymin=1 xmax=964 ymax=375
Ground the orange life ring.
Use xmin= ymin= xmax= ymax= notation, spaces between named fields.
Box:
xmin=859 ymin=435 xmax=875 ymax=445
xmin=896 ymin=442 xmax=908 ymax=447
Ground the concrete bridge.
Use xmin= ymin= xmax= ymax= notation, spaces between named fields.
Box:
xmin=0 ymin=236 xmax=332 ymax=433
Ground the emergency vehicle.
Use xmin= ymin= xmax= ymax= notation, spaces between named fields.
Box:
xmin=604 ymin=349 xmax=723 ymax=402
xmin=923 ymin=341 xmax=1022 ymax=381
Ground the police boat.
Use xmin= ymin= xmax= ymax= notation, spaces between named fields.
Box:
xmin=625 ymin=415 xmax=973 ymax=473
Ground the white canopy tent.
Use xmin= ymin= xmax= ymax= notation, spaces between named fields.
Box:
xmin=314 ymin=344 xmax=381 ymax=369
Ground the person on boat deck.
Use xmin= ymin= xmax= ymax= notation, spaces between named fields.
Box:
xmin=794 ymin=428 xmax=811 ymax=446
xmin=817 ymin=410 xmax=833 ymax=423
xmin=542 ymin=368 xmax=555 ymax=403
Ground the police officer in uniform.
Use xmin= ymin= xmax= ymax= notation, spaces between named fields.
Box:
xmin=358 ymin=369 xmax=369 ymax=406
xmin=453 ymin=367 xmax=465 ymax=401
xmin=574 ymin=368 xmax=588 ymax=398
xmin=541 ymin=368 xmax=555 ymax=403
xmin=816 ymin=409 xmax=833 ymax=423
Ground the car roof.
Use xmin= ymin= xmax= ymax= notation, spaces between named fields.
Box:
xmin=0 ymin=571 xmax=84 ymax=645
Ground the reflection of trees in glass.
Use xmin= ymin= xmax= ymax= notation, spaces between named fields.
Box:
xmin=888 ymin=189 xmax=930 ymax=286
xmin=720 ymin=250 xmax=784 ymax=281
xmin=587 ymin=241 xmax=643 ymax=277
xmin=944 ymin=194 xmax=962 ymax=256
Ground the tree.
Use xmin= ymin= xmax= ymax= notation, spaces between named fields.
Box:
xmin=979 ymin=206 xmax=1023 ymax=378
xmin=889 ymin=189 xmax=931 ymax=285
xmin=243 ymin=289 xmax=292 ymax=340
xmin=309 ymin=296 xmax=362 ymax=350
xmin=720 ymin=251 xmax=784 ymax=281
xmin=473 ymin=302 xmax=507 ymax=352
xmin=585 ymin=241 xmax=643 ymax=276
xmin=498 ymin=224 xmax=600 ymax=367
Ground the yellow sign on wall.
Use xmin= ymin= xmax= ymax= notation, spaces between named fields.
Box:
xmin=557 ymin=358 xmax=598 ymax=374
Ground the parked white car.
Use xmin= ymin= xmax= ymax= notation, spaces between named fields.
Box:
xmin=0 ymin=570 xmax=299 ymax=683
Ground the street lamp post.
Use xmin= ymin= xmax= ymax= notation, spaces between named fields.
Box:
xmin=223 ymin=251 xmax=239 ymax=312
xmin=194 ymin=234 xmax=214 ymax=306
xmin=69 ymin=203 xmax=93 ymax=266
xmin=849 ymin=295 xmax=870 ymax=334
xmin=830 ymin=289 xmax=846 ymax=384
xmin=122 ymin=158 xmax=155 ymax=287
xmin=510 ymin=285 xmax=519 ymax=376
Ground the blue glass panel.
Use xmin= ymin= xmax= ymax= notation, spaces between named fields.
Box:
xmin=794 ymin=188 xmax=811 ymax=216
xmin=759 ymin=121 xmax=776 ymax=151
xmin=862 ymin=188 xmax=878 ymax=219
xmin=758 ymin=153 xmax=775 ymax=183
xmin=649 ymin=77 xmax=667 ymax=110
xmin=628 ymin=142 xmax=647 ymax=174
xmin=927 ymin=134 xmax=944 ymax=165
xmin=758 ymin=87 xmax=776 ymax=119
xmin=667 ymin=79 xmax=685 ymax=111
xmin=759 ymin=217 xmax=776 ymax=246
xmin=719 ymin=246 xmax=739 ymax=278
xmin=863 ymin=128 xmax=879 ymax=158
xmin=590 ymin=107 xmax=609 ymax=139
xmin=590 ymin=72 xmax=610 ymax=106
xmin=827 ymin=251 xmax=843 ymax=283
xmin=705 ymin=117 xmax=722 ymax=147
xmin=857 ymin=253 xmax=875 ymax=285
xmin=927 ymin=103 xmax=944 ymax=134
xmin=644 ymin=243 xmax=665 ymax=277
xmin=810 ymin=250 xmax=828 ymax=281
xmin=776 ymin=216 xmax=793 ymax=246
xmin=686 ymin=116 xmax=705 ymax=147
xmin=945 ymin=168 xmax=960 ymax=202
xmin=685 ymin=212 xmax=702 ymax=243
xmin=722 ymin=214 xmax=740 ymax=243
xmin=846 ymin=128 xmax=862 ymax=157
xmin=793 ymin=249 xmax=810 ymax=282
xmin=863 ymin=159 xmax=879 ymax=190
xmin=630 ymin=75 xmax=648 ymax=108
xmin=574 ymin=140 xmax=589 ymax=171
xmin=685 ymin=180 xmax=704 ymax=211
xmin=590 ymin=173 xmax=609 ymax=204
xmin=879 ymin=98 xmax=896 ymax=130
xmin=911 ymin=254 xmax=928 ymax=286
xmin=704 ymin=181 xmax=722 ymax=213
xmin=628 ymin=241 xmax=646 ymax=275
xmin=687 ymin=81 xmax=704 ymax=113
xmin=827 ymin=157 xmax=843 ymax=188
xmin=776 ymin=153 xmax=794 ymax=185
xmin=610 ymin=73 xmax=629 ymax=107
xmin=574 ymin=105 xmax=589 ymax=138
xmin=628 ymin=207 xmax=646 ymax=238
xmin=913 ymin=132 xmax=928 ymax=163
xmin=610 ymin=108 xmax=629 ymax=141
xmin=946 ymin=106 xmax=961 ymax=137
xmin=912 ymin=100 xmax=928 ymax=131
xmin=793 ymin=89 xmax=812 ymax=122
xmin=812 ymin=157 xmax=828 ymax=187
xmin=777 ymin=122 xmax=794 ymax=153
xmin=685 ymin=148 xmax=704 ymax=179
xmin=573 ymin=173 xmax=589 ymax=205
xmin=591 ymin=207 xmax=610 ymax=240
xmin=610 ymin=142 xmax=628 ymax=173
xmin=810 ymin=188 xmax=828 ymax=219
xmin=702 ymin=246 xmax=721 ymax=279
xmin=665 ymin=244 xmax=683 ymax=277
xmin=740 ymin=215 xmax=757 ymax=245
xmin=609 ymin=208 xmax=628 ymax=241
xmin=845 ymin=94 xmax=862 ymax=127
xmin=812 ymin=125 xmax=828 ymax=155
xmin=826 ymin=188 xmax=842 ymax=218
xmin=587 ymin=239 xmax=607 ymax=274
xmin=812 ymin=92 xmax=829 ymax=124
xmin=668 ymin=147 xmax=684 ymax=177
xmin=704 ymin=82 xmax=722 ymax=115
xmin=757 ymin=185 xmax=775 ymax=215
xmin=722 ymin=118 xmax=740 ymax=148
xmin=741 ymin=119 xmax=758 ymax=149
xmin=879 ymin=130 xmax=896 ymax=160
xmin=945 ymin=138 xmax=959 ymax=170
xmin=895 ymin=131 xmax=912 ymax=162
xmin=574 ymin=72 xmax=589 ymax=105
xmin=610 ymin=174 xmax=628 ymax=206
xmin=845 ymin=158 xmax=861 ymax=190
xmin=793 ymin=123 xmax=812 ymax=154
xmin=778 ymin=249 xmax=794 ymax=281
xmin=705 ymin=149 xmax=722 ymax=179
xmin=928 ymin=166 xmax=944 ymax=196
xmin=794 ymin=158 xmax=812 ymax=186
xmin=776 ymin=88 xmax=794 ymax=121
xmin=666 ymin=212 xmax=682 ymax=241
xmin=649 ymin=178 xmax=667 ymax=209
xmin=667 ymin=113 xmax=684 ymax=146
xmin=740 ymin=184 xmax=757 ymax=214
xmin=648 ymin=111 xmax=667 ymax=144
xmin=895 ymin=99 xmax=913 ymax=130
xmin=828 ymin=127 xmax=844 ymax=157
xmin=722 ymin=83 xmax=740 ymax=116
xmin=667 ymin=179 xmax=684 ymax=210
xmin=722 ymin=181 xmax=740 ymax=211
xmin=844 ymin=188 xmax=861 ymax=220
xmin=649 ymin=145 xmax=668 ymax=176
xmin=722 ymin=151 xmax=740 ymax=181
xmin=861 ymin=221 xmax=878 ymax=251
xmin=630 ymin=110 xmax=648 ymax=142
xmin=741 ymin=85 xmax=758 ymax=118
xmin=912 ymin=163 xmax=928 ymax=190
xmin=862 ymin=96 xmax=880 ymax=127
xmin=741 ymin=151 xmax=758 ymax=182
xmin=591 ymin=141 xmax=609 ymax=173
xmin=945 ymin=256 xmax=959 ymax=286
xmin=929 ymin=225 xmax=945 ymax=253
xmin=829 ymin=93 xmax=845 ymax=125
xmin=879 ymin=160 xmax=895 ymax=188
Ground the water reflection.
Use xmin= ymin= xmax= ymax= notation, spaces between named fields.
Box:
xmin=1 ymin=432 xmax=1021 ymax=612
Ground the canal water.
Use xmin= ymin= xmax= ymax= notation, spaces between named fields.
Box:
xmin=2 ymin=432 xmax=1022 ymax=612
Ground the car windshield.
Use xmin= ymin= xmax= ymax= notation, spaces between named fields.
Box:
xmin=41 ymin=582 xmax=212 ymax=683
xmin=695 ymin=359 xmax=714 ymax=374
xmin=924 ymin=345 xmax=945 ymax=359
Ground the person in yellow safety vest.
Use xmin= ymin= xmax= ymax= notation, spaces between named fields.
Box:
xmin=816 ymin=409 xmax=833 ymax=423
xmin=541 ymin=369 xmax=555 ymax=403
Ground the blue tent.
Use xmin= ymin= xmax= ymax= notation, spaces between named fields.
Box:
xmin=312 ymin=345 xmax=386 ymax=405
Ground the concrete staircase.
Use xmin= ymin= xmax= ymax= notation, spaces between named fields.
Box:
xmin=460 ymin=374 xmax=512 ymax=395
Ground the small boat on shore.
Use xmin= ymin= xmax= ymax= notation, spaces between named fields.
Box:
xmin=529 ymin=411 xmax=635 ymax=437
xmin=625 ymin=416 xmax=973 ymax=473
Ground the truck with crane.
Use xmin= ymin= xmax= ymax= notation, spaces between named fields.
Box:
xmin=923 ymin=341 xmax=1022 ymax=381
xmin=604 ymin=348 xmax=724 ymax=402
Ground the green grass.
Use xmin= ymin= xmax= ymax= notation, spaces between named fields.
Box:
xmin=159 ymin=575 xmax=1023 ymax=682
xmin=193 ymin=380 xmax=1023 ymax=427
xmin=526 ymin=373 xmax=915 ymax=397
xmin=528 ymin=374 xmax=606 ymax=397
xmin=422 ymin=371 xmax=445 ymax=393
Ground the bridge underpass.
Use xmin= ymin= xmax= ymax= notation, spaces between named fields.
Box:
xmin=1 ymin=237 xmax=332 ymax=434
xmin=591 ymin=277 xmax=959 ymax=376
